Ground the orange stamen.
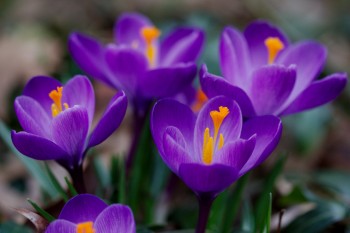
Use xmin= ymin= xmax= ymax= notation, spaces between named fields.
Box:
xmin=202 ymin=106 xmax=230 ymax=165
xmin=140 ymin=26 xmax=161 ymax=67
xmin=264 ymin=37 xmax=284 ymax=64
xmin=49 ymin=86 xmax=69 ymax=117
xmin=76 ymin=221 xmax=95 ymax=233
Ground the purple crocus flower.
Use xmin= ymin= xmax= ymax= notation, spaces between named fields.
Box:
xmin=201 ymin=20 xmax=347 ymax=117
xmin=152 ymin=95 xmax=281 ymax=189
xmin=11 ymin=75 xmax=127 ymax=191
xmin=45 ymin=194 xmax=135 ymax=233
xmin=151 ymin=96 xmax=281 ymax=232
xmin=69 ymin=12 xmax=204 ymax=112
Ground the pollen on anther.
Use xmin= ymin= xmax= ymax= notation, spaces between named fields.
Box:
xmin=264 ymin=37 xmax=284 ymax=64
xmin=141 ymin=26 xmax=161 ymax=44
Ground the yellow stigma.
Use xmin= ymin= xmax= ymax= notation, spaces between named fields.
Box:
xmin=210 ymin=106 xmax=230 ymax=142
xmin=141 ymin=26 xmax=161 ymax=67
xmin=76 ymin=221 xmax=95 ymax=233
xmin=49 ymin=86 xmax=69 ymax=117
xmin=264 ymin=37 xmax=284 ymax=64
xmin=202 ymin=106 xmax=230 ymax=165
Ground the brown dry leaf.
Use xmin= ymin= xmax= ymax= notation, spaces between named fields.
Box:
xmin=15 ymin=208 xmax=49 ymax=233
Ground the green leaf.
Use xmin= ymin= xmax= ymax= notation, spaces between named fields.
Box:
xmin=261 ymin=193 xmax=272 ymax=233
xmin=64 ymin=177 xmax=78 ymax=196
xmin=0 ymin=120 xmax=57 ymax=197
xmin=284 ymin=201 xmax=346 ymax=233
xmin=45 ymin=163 xmax=68 ymax=202
xmin=129 ymin=113 xmax=155 ymax=222
xmin=150 ymin=149 xmax=170 ymax=198
xmin=219 ymin=173 xmax=250 ymax=233
xmin=110 ymin=156 xmax=126 ymax=204
xmin=27 ymin=199 xmax=55 ymax=222
xmin=254 ymin=154 xmax=286 ymax=232
xmin=93 ymin=156 xmax=110 ymax=191
xmin=208 ymin=189 xmax=228 ymax=231
xmin=241 ymin=200 xmax=254 ymax=233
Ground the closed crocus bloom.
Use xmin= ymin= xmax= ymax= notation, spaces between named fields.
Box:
xmin=11 ymin=75 xmax=127 ymax=191
xmin=45 ymin=194 xmax=135 ymax=233
xmin=151 ymin=96 xmax=282 ymax=197
xmin=69 ymin=12 xmax=204 ymax=112
xmin=201 ymin=20 xmax=347 ymax=117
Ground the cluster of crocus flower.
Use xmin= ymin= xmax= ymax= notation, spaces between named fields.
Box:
xmin=10 ymin=12 xmax=347 ymax=233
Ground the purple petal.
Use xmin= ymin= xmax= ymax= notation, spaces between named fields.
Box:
xmin=62 ymin=75 xmax=95 ymax=125
xmin=59 ymin=194 xmax=107 ymax=223
xmin=162 ymin=126 xmax=193 ymax=173
xmin=11 ymin=131 xmax=69 ymax=161
xmin=214 ymin=136 xmax=256 ymax=170
xmin=239 ymin=115 xmax=282 ymax=175
xmin=68 ymin=33 xmax=115 ymax=87
xmin=200 ymin=65 xmax=256 ymax=117
xmin=151 ymin=98 xmax=196 ymax=156
xmin=94 ymin=204 xmax=136 ymax=233
xmin=244 ymin=20 xmax=289 ymax=68
xmin=160 ymin=27 xmax=204 ymax=66
xmin=140 ymin=63 xmax=197 ymax=98
xmin=172 ymin=84 xmax=197 ymax=106
xmin=281 ymin=73 xmax=347 ymax=115
xmin=88 ymin=91 xmax=127 ymax=148
xmin=179 ymin=163 xmax=238 ymax=195
xmin=277 ymin=41 xmax=327 ymax=104
xmin=105 ymin=45 xmax=148 ymax=96
xmin=220 ymin=26 xmax=251 ymax=88
xmin=14 ymin=96 xmax=52 ymax=138
xmin=194 ymin=96 xmax=242 ymax=160
xmin=51 ymin=106 xmax=89 ymax=164
xmin=114 ymin=12 xmax=152 ymax=50
xmin=249 ymin=65 xmax=296 ymax=115
xmin=22 ymin=76 xmax=61 ymax=116
xmin=45 ymin=220 xmax=76 ymax=233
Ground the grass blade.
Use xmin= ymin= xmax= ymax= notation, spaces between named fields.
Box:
xmin=0 ymin=120 xmax=57 ymax=197
xmin=27 ymin=199 xmax=55 ymax=222
xmin=45 ymin=163 xmax=68 ymax=202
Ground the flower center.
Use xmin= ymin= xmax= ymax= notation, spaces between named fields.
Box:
xmin=264 ymin=37 xmax=284 ymax=64
xmin=140 ymin=26 xmax=161 ymax=67
xmin=76 ymin=221 xmax=95 ymax=233
xmin=49 ymin=86 xmax=69 ymax=117
xmin=202 ymin=106 xmax=230 ymax=165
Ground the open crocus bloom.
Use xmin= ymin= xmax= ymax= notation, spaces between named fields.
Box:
xmin=201 ymin=20 xmax=347 ymax=117
xmin=69 ymin=12 xmax=204 ymax=110
xmin=151 ymin=96 xmax=282 ymax=197
xmin=11 ymin=75 xmax=127 ymax=171
xmin=45 ymin=194 xmax=135 ymax=233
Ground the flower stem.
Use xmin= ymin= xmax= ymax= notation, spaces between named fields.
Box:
xmin=126 ymin=101 xmax=151 ymax=170
xmin=69 ymin=165 xmax=86 ymax=194
xmin=195 ymin=195 xmax=214 ymax=233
